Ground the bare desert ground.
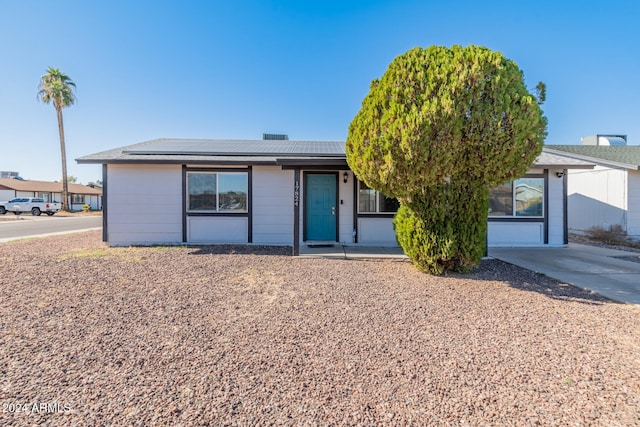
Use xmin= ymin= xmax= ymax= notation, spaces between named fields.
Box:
xmin=1 ymin=230 xmax=639 ymax=425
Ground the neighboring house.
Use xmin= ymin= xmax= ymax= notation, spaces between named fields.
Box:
xmin=77 ymin=137 xmax=593 ymax=252
xmin=0 ymin=178 xmax=103 ymax=211
xmin=546 ymin=139 xmax=640 ymax=239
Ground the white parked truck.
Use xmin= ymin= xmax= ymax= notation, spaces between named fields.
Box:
xmin=0 ymin=197 xmax=61 ymax=216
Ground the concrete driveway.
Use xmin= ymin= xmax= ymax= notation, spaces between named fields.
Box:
xmin=490 ymin=244 xmax=640 ymax=305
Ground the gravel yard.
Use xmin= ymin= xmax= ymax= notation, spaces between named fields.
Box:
xmin=1 ymin=230 xmax=639 ymax=425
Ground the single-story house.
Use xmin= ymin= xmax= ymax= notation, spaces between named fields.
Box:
xmin=0 ymin=178 xmax=103 ymax=211
xmin=546 ymin=141 xmax=640 ymax=239
xmin=77 ymin=137 xmax=593 ymax=253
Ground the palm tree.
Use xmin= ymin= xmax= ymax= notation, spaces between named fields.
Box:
xmin=38 ymin=67 xmax=76 ymax=211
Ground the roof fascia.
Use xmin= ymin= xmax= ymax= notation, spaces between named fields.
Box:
xmin=76 ymin=158 xmax=280 ymax=166
xmin=544 ymin=148 xmax=639 ymax=170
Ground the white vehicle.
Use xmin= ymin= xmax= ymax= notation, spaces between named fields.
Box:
xmin=0 ymin=197 xmax=61 ymax=216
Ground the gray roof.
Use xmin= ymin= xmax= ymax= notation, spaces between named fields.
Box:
xmin=545 ymin=145 xmax=640 ymax=170
xmin=77 ymin=138 xmax=593 ymax=169
xmin=77 ymin=138 xmax=347 ymax=166
xmin=535 ymin=150 xmax=595 ymax=169
xmin=123 ymin=138 xmax=345 ymax=156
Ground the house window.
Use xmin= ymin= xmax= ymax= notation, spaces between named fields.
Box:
xmin=71 ymin=194 xmax=85 ymax=204
xmin=187 ymin=172 xmax=248 ymax=213
xmin=489 ymin=177 xmax=544 ymax=217
xmin=358 ymin=181 xmax=399 ymax=214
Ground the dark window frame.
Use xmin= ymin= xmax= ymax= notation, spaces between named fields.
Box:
xmin=356 ymin=180 xmax=399 ymax=216
xmin=185 ymin=169 xmax=249 ymax=215
xmin=71 ymin=194 xmax=85 ymax=204
xmin=488 ymin=174 xmax=545 ymax=220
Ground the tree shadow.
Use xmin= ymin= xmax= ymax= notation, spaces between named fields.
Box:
xmin=451 ymin=259 xmax=619 ymax=305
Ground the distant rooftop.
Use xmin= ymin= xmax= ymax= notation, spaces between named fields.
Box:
xmin=0 ymin=178 xmax=102 ymax=194
xmin=0 ymin=171 xmax=21 ymax=179
xmin=545 ymin=145 xmax=640 ymax=170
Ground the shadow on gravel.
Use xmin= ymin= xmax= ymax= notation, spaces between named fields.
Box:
xmin=185 ymin=247 xmax=617 ymax=305
xmin=187 ymin=245 xmax=293 ymax=256
xmin=452 ymin=259 xmax=618 ymax=306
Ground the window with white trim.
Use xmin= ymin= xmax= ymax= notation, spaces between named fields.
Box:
xmin=489 ymin=177 xmax=544 ymax=217
xmin=358 ymin=181 xmax=399 ymax=214
xmin=187 ymin=171 xmax=248 ymax=213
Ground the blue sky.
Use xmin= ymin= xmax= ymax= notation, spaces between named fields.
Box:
xmin=1 ymin=0 xmax=639 ymax=184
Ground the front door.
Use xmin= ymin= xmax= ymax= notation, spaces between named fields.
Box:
xmin=305 ymin=173 xmax=337 ymax=241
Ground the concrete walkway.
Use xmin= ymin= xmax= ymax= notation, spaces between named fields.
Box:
xmin=299 ymin=244 xmax=408 ymax=260
xmin=490 ymin=244 xmax=640 ymax=305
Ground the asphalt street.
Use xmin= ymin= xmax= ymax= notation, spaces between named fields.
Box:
xmin=0 ymin=215 xmax=102 ymax=242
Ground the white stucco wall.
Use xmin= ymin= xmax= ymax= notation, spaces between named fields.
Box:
xmin=106 ymin=164 xmax=183 ymax=245
xmin=567 ymin=166 xmax=627 ymax=233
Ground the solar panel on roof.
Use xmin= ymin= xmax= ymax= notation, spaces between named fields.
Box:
xmin=122 ymin=139 xmax=346 ymax=157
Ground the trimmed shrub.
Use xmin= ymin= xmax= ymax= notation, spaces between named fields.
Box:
xmin=394 ymin=183 xmax=488 ymax=274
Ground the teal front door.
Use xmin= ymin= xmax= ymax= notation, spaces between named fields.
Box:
xmin=305 ymin=173 xmax=337 ymax=241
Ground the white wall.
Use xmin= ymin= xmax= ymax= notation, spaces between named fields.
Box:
xmin=252 ymin=166 xmax=294 ymax=245
xmin=107 ymin=164 xmax=183 ymax=245
xmin=102 ymin=164 xmax=572 ymax=248
xmin=357 ymin=217 xmax=397 ymax=246
xmin=488 ymin=169 xmax=567 ymax=247
xmin=87 ymin=194 xmax=102 ymax=210
xmin=567 ymin=166 xmax=627 ymax=233
xmin=547 ymin=168 xmax=565 ymax=245
xmin=488 ymin=222 xmax=544 ymax=246
xmin=627 ymin=170 xmax=640 ymax=237
xmin=0 ymin=190 xmax=14 ymax=201
xmin=338 ymin=171 xmax=355 ymax=244
xmin=69 ymin=195 xmax=101 ymax=211
xmin=188 ymin=217 xmax=248 ymax=243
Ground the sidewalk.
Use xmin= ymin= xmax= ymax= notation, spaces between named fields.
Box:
xmin=490 ymin=244 xmax=640 ymax=305
xmin=298 ymin=244 xmax=408 ymax=260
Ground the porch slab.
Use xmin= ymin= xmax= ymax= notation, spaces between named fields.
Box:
xmin=298 ymin=244 xmax=408 ymax=260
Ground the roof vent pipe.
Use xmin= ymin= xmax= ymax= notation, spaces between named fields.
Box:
xmin=581 ymin=134 xmax=627 ymax=146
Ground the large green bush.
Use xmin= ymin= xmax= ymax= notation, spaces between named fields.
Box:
xmin=347 ymin=45 xmax=547 ymax=274
xmin=393 ymin=184 xmax=488 ymax=274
